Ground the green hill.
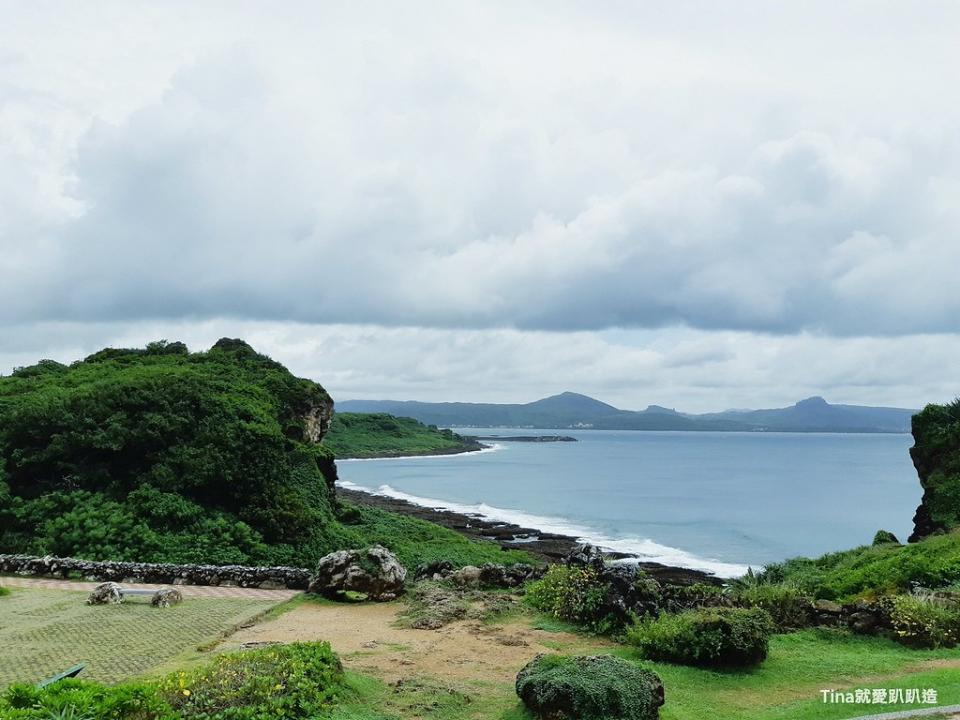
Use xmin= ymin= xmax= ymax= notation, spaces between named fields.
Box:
xmin=0 ymin=340 xmax=530 ymax=569
xmin=323 ymin=412 xmax=483 ymax=458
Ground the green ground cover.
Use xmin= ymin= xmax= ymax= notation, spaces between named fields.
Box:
xmin=338 ymin=502 xmax=533 ymax=569
xmin=323 ymin=412 xmax=479 ymax=459
xmin=761 ymin=530 xmax=960 ymax=600
xmin=300 ymin=625 xmax=960 ymax=720
xmin=0 ymin=589 xmax=282 ymax=687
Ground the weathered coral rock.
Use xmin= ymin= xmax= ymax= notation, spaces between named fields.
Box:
xmin=87 ymin=581 xmax=123 ymax=605
xmin=151 ymin=587 xmax=183 ymax=607
xmin=308 ymin=545 xmax=406 ymax=601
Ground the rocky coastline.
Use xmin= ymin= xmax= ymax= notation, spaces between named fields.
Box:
xmin=336 ymin=487 xmax=721 ymax=585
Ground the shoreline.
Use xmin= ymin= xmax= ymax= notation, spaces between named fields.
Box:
xmin=336 ymin=486 xmax=725 ymax=585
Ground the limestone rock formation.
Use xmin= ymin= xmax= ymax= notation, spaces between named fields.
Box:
xmin=151 ymin=587 xmax=183 ymax=607
xmin=308 ymin=545 xmax=406 ymax=601
xmin=87 ymin=582 xmax=123 ymax=605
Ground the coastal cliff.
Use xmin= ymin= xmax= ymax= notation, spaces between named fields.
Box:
xmin=909 ymin=399 xmax=960 ymax=541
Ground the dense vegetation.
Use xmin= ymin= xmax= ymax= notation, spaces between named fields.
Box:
xmin=0 ymin=642 xmax=344 ymax=719
xmin=0 ymin=340 xmax=530 ymax=569
xmin=909 ymin=398 xmax=960 ymax=540
xmin=323 ymin=412 xmax=480 ymax=458
xmin=628 ymin=607 xmax=775 ymax=668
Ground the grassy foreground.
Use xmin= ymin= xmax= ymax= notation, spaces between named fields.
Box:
xmin=326 ymin=629 xmax=960 ymax=720
xmin=324 ymin=412 xmax=481 ymax=459
xmin=4 ymin=585 xmax=960 ymax=719
xmin=0 ymin=589 xmax=282 ymax=687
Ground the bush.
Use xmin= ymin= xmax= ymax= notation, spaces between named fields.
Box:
xmin=0 ymin=642 xmax=344 ymax=719
xmin=515 ymin=654 xmax=664 ymax=720
xmin=890 ymin=594 xmax=960 ymax=648
xmin=628 ymin=607 xmax=775 ymax=668
xmin=873 ymin=529 xmax=900 ymax=546
xmin=735 ymin=583 xmax=813 ymax=630
xmin=525 ymin=565 xmax=616 ymax=632
xmin=0 ymin=679 xmax=173 ymax=719
xmin=0 ymin=586 xmax=9 ymax=597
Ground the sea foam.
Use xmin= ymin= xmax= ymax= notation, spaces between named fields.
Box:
xmin=337 ymin=480 xmax=752 ymax=577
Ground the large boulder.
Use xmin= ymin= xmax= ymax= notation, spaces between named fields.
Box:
xmin=308 ymin=545 xmax=406 ymax=601
xmin=516 ymin=654 xmax=664 ymax=720
xmin=87 ymin=582 xmax=123 ymax=605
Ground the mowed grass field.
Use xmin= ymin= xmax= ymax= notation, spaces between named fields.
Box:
xmin=0 ymin=588 xmax=284 ymax=686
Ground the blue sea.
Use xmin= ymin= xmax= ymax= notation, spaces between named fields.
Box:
xmin=338 ymin=430 xmax=919 ymax=576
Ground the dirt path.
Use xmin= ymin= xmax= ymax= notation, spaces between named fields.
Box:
xmin=222 ymin=600 xmax=611 ymax=684
xmin=0 ymin=575 xmax=299 ymax=601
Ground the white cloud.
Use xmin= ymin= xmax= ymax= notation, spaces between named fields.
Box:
xmin=1 ymin=1 xmax=959 ymax=405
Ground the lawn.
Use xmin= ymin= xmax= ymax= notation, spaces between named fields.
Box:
xmin=0 ymin=588 xmax=284 ymax=687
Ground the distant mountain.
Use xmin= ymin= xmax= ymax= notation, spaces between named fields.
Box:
xmin=700 ymin=396 xmax=916 ymax=433
xmin=338 ymin=392 xmax=918 ymax=433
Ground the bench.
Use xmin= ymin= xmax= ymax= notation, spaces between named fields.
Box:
xmin=37 ymin=663 xmax=85 ymax=688
xmin=119 ymin=588 xmax=157 ymax=597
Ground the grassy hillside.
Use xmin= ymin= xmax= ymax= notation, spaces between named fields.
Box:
xmin=760 ymin=529 xmax=960 ymax=600
xmin=0 ymin=340 xmax=530 ymax=569
xmin=323 ymin=412 xmax=482 ymax=458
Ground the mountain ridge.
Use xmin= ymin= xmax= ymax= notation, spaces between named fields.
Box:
xmin=338 ymin=392 xmax=917 ymax=433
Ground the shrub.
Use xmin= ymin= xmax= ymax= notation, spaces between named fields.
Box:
xmin=0 ymin=679 xmax=173 ymax=719
xmin=890 ymin=594 xmax=960 ymax=648
xmin=0 ymin=586 xmax=9 ymax=597
xmin=525 ymin=565 xmax=615 ymax=632
xmin=515 ymin=654 xmax=664 ymax=720
xmin=873 ymin=530 xmax=900 ymax=546
xmin=0 ymin=642 xmax=344 ymax=719
xmin=628 ymin=607 xmax=775 ymax=668
xmin=735 ymin=583 xmax=813 ymax=630
xmin=156 ymin=641 xmax=343 ymax=718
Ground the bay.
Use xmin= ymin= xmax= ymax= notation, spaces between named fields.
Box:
xmin=338 ymin=430 xmax=919 ymax=575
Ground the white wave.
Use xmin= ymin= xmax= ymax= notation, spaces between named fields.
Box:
xmin=337 ymin=443 xmax=503 ymax=462
xmin=336 ymin=480 xmax=752 ymax=577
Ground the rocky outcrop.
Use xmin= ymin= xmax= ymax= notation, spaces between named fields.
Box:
xmin=414 ymin=561 xmax=545 ymax=588
xmin=0 ymin=554 xmax=310 ymax=589
xmin=908 ymin=401 xmax=960 ymax=542
xmin=308 ymin=545 xmax=406 ymax=601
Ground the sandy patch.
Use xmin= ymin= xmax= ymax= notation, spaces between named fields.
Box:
xmin=221 ymin=600 xmax=612 ymax=683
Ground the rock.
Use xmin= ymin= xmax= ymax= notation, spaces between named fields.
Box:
xmin=814 ymin=599 xmax=842 ymax=613
xmin=151 ymin=588 xmax=183 ymax=607
xmin=87 ymin=582 xmax=123 ymax=605
xmin=564 ymin=543 xmax=606 ymax=570
xmin=413 ymin=561 xmax=544 ymax=588
xmin=307 ymin=545 xmax=406 ymax=601
xmin=451 ymin=566 xmax=482 ymax=588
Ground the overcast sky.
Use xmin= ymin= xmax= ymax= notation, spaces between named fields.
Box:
xmin=2 ymin=1 xmax=959 ymax=412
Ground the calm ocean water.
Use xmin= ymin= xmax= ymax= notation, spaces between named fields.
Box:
xmin=338 ymin=430 xmax=919 ymax=576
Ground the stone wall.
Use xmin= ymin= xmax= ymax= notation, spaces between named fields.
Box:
xmin=0 ymin=554 xmax=310 ymax=589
